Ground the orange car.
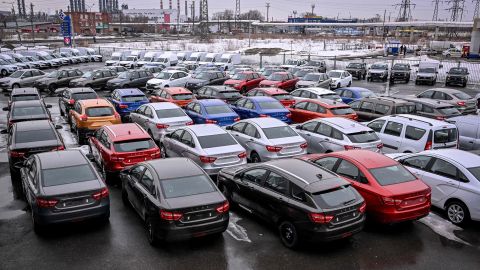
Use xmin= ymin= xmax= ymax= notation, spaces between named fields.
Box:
xmin=149 ymin=87 xmax=196 ymax=107
xmin=69 ymin=99 xmax=121 ymax=144
xmin=288 ymin=99 xmax=358 ymax=123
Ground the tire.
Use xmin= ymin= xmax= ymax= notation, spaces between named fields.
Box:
xmin=415 ymin=81 xmax=419 ymax=85
xmin=278 ymin=221 xmax=299 ymax=249
xmin=12 ymin=83 xmax=20 ymax=89
xmin=250 ymin=152 xmax=261 ymax=163
xmin=405 ymin=78 xmax=410 ymax=84
xmin=347 ymin=81 xmax=352 ymax=87
xmin=462 ymin=82 xmax=467 ymax=88
xmin=76 ymin=128 xmax=85 ymax=145
xmin=1 ymin=69 xmax=7 ymax=77
xmin=337 ymin=83 xmax=341 ymax=89
xmin=363 ymin=74 xmax=366 ymax=80
xmin=31 ymin=210 xmax=44 ymax=235
xmin=367 ymin=77 xmax=371 ymax=82
xmin=145 ymin=217 xmax=159 ymax=246
xmin=160 ymin=143 xmax=168 ymax=158
xmin=241 ymin=86 xmax=247 ymax=94
xmin=124 ymin=84 xmax=130 ymax=88
xmin=48 ymin=84 xmax=57 ymax=94
xmin=164 ymin=85 xmax=169 ymax=88
xmin=101 ymin=163 xmax=111 ymax=184
xmin=446 ymin=200 xmax=470 ymax=225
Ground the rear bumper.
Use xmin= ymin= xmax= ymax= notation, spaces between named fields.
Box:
xmin=202 ymin=160 xmax=247 ymax=175
xmin=301 ymin=215 xmax=365 ymax=242
xmin=155 ymin=215 xmax=229 ymax=241
xmin=34 ymin=200 xmax=110 ymax=225
xmin=370 ymin=204 xmax=430 ymax=224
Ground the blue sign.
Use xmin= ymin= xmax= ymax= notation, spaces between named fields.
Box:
xmin=61 ymin=15 xmax=71 ymax=37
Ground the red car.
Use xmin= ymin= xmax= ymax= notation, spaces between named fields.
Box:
xmin=149 ymin=87 xmax=196 ymax=107
xmin=258 ymin=72 xmax=299 ymax=91
xmin=223 ymin=71 xmax=264 ymax=93
xmin=88 ymin=123 xmax=161 ymax=181
xmin=298 ymin=150 xmax=431 ymax=224
xmin=245 ymin=88 xmax=296 ymax=107
xmin=288 ymin=99 xmax=358 ymax=123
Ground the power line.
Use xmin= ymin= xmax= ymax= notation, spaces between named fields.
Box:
xmin=432 ymin=0 xmax=441 ymax=20
xmin=394 ymin=0 xmax=416 ymax=21
xmin=446 ymin=0 xmax=465 ymax=21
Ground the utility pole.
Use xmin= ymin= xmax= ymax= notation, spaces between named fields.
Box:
xmin=266 ymin=2 xmax=270 ymax=22
xmin=394 ymin=0 xmax=415 ymax=22
xmin=311 ymin=3 xmax=315 ymax=15
xmin=382 ymin=9 xmax=387 ymax=39
xmin=30 ymin=2 xmax=35 ymax=45
xmin=446 ymin=0 xmax=465 ymax=21
xmin=474 ymin=0 xmax=480 ymax=19
xmin=199 ymin=0 xmax=208 ymax=35
xmin=235 ymin=0 xmax=240 ymax=30
xmin=191 ymin=0 xmax=195 ymax=34
xmin=432 ymin=0 xmax=441 ymax=21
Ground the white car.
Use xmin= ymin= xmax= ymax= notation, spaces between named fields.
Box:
xmin=145 ymin=70 xmax=191 ymax=91
xmin=388 ymin=149 xmax=480 ymax=225
xmin=442 ymin=48 xmax=462 ymax=58
xmin=328 ymin=70 xmax=352 ymax=89
xmin=290 ymin=87 xmax=343 ymax=103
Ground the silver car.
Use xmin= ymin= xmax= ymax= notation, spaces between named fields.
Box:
xmin=295 ymin=73 xmax=332 ymax=89
xmin=160 ymin=124 xmax=247 ymax=175
xmin=294 ymin=117 xmax=383 ymax=153
xmin=389 ymin=149 xmax=480 ymax=225
xmin=0 ymin=69 xmax=46 ymax=90
xmin=448 ymin=115 xmax=480 ymax=150
xmin=226 ymin=118 xmax=307 ymax=163
xmin=129 ymin=102 xmax=193 ymax=143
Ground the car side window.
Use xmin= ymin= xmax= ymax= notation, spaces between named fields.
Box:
xmin=306 ymin=102 xmax=319 ymax=112
xmin=130 ymin=165 xmax=146 ymax=182
xmin=241 ymin=169 xmax=267 ymax=185
xmin=336 ymin=159 xmax=368 ymax=184
xmin=264 ymin=171 xmax=288 ymax=195
xmin=374 ymin=104 xmax=390 ymax=115
xmin=171 ymin=129 xmax=184 ymax=141
xmin=418 ymin=90 xmax=434 ymax=99
xmin=423 ymin=105 xmax=434 ymax=113
xmin=317 ymin=123 xmax=333 ymax=137
xmin=317 ymin=105 xmax=327 ymax=113
xmin=300 ymin=91 xmax=311 ymax=98
xmin=68 ymin=70 xmax=77 ymax=77
xmin=367 ymin=120 xmax=385 ymax=132
xmin=232 ymin=122 xmax=246 ymax=133
xmin=432 ymin=91 xmax=446 ymax=100
xmin=429 ymin=158 xmax=458 ymax=180
xmin=294 ymin=102 xmax=308 ymax=110
xmin=291 ymin=90 xmax=301 ymax=97
xmin=244 ymin=123 xmax=259 ymax=138
xmin=314 ymin=157 xmax=339 ymax=171
xmin=144 ymin=107 xmax=154 ymax=118
xmin=405 ymin=126 xmax=426 ymax=141
xmin=301 ymin=121 xmax=318 ymax=132
xmin=180 ymin=131 xmax=194 ymax=147
xmin=136 ymin=105 xmax=146 ymax=114
xmin=100 ymin=132 xmax=111 ymax=149
xmin=244 ymin=100 xmax=255 ymax=110
xmin=332 ymin=128 xmax=343 ymax=140
xmin=349 ymin=101 xmax=361 ymax=109
xmin=140 ymin=169 xmax=155 ymax=195
xmin=359 ymin=101 xmax=374 ymax=113
xmin=290 ymin=183 xmax=307 ymax=202
xmin=193 ymin=104 xmax=202 ymax=114
xmin=94 ymin=129 xmax=103 ymax=140
xmin=383 ymin=121 xmax=403 ymax=137
xmin=401 ymin=155 xmax=432 ymax=170
xmin=185 ymin=102 xmax=195 ymax=111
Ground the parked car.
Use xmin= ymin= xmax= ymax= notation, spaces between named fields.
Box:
xmin=184 ymin=99 xmax=240 ymax=126
xmin=120 ymin=158 xmax=229 ymax=245
xmin=58 ymin=87 xmax=98 ymax=117
xmin=397 ymin=97 xmax=461 ymax=120
xmin=149 ymin=87 xmax=195 ymax=107
xmin=108 ymin=88 xmax=149 ymax=122
xmin=141 ymin=66 xmax=164 ymax=77
xmin=69 ymin=99 xmax=121 ymax=144
xmin=160 ymin=124 xmax=247 ymax=175
xmin=223 ymin=71 xmax=264 ymax=93
xmin=3 ymin=100 xmax=52 ymax=130
xmin=88 ymin=123 xmax=160 ymax=181
xmin=345 ymin=62 xmax=367 ymax=80
xmin=292 ymin=67 xmax=319 ymax=80
xmin=299 ymin=150 xmax=431 ymax=224
xmin=304 ymin=60 xmax=327 ymax=73
xmin=415 ymin=62 xmax=439 ymax=86
xmin=348 ymin=96 xmax=416 ymax=122
xmin=107 ymin=66 xmax=127 ymax=73
xmin=366 ymin=63 xmax=389 ymax=82
xmin=145 ymin=70 xmax=191 ymax=91
xmin=5 ymin=87 xmax=41 ymax=108
xmin=195 ymin=85 xmax=243 ymax=104
xmin=390 ymin=149 xmax=480 ymax=225
xmin=335 ymin=87 xmax=377 ymax=104
xmin=447 ymin=115 xmax=480 ymax=150
xmin=295 ymin=73 xmax=332 ymax=89
xmin=258 ymin=72 xmax=299 ymax=91
xmin=390 ymin=63 xmax=411 ymax=84
xmin=217 ymin=158 xmax=366 ymax=248
xmin=288 ymin=99 xmax=357 ymax=123
xmin=231 ymin=97 xmax=292 ymax=123
xmin=129 ymin=102 xmax=193 ymax=143
xmin=290 ymin=87 xmax=343 ymax=103
xmin=259 ymin=67 xmax=284 ymax=77
xmin=34 ymin=69 xmax=83 ymax=93
xmin=328 ymin=70 xmax=353 ymax=89
xmin=294 ymin=117 xmax=383 ymax=153
xmin=0 ymin=58 xmax=19 ymax=76
xmin=0 ymin=69 xmax=46 ymax=90
xmin=106 ymin=70 xmax=153 ymax=91
xmin=226 ymin=118 xmax=307 ymax=162
xmin=445 ymin=67 xmax=469 ymax=87
xmin=69 ymin=69 xmax=117 ymax=89
xmin=245 ymin=88 xmax=296 ymax=107
xmin=185 ymin=71 xmax=229 ymax=92
xmin=228 ymin=65 xmax=254 ymax=76
xmin=416 ymin=88 xmax=477 ymax=114
xmin=366 ymin=114 xmax=458 ymax=153
xmin=20 ymin=150 xmax=109 ymax=233
xmin=442 ymin=48 xmax=462 ymax=58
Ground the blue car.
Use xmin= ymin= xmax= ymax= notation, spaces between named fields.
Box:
xmin=184 ymin=99 xmax=239 ymax=126
xmin=109 ymin=88 xmax=149 ymax=121
xmin=335 ymin=87 xmax=376 ymax=104
xmin=231 ymin=96 xmax=292 ymax=124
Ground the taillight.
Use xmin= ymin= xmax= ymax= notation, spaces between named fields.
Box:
xmin=10 ymin=150 xmax=25 ymax=158
xmin=79 ymin=114 xmax=88 ymax=121
xmin=259 ymin=114 xmax=268 ymax=118
xmin=114 ymin=113 xmax=121 ymax=120
xmin=200 ymin=155 xmax=217 ymax=163
xmin=216 ymin=201 xmax=230 ymax=213
xmin=151 ymin=149 xmax=161 ymax=158
xmin=457 ymin=101 xmax=466 ymax=106
xmin=119 ymin=104 xmax=128 ymax=109
xmin=36 ymin=198 xmax=58 ymax=208
xmin=300 ymin=142 xmax=308 ymax=149
xmin=53 ymin=145 xmax=65 ymax=151
xmin=286 ymin=113 xmax=292 ymax=118
xmin=266 ymin=145 xmax=282 ymax=152
xmin=92 ymin=187 xmax=109 ymax=200
xmin=156 ymin=123 xmax=169 ymax=129
xmin=205 ymin=119 xmax=217 ymax=124
xmin=359 ymin=202 xmax=367 ymax=213
xmin=234 ymin=117 xmax=240 ymax=122
xmin=425 ymin=141 xmax=432 ymax=150
xmin=309 ymin=212 xmax=334 ymax=224
xmin=111 ymin=155 xmax=124 ymax=162
xmin=186 ymin=121 xmax=194 ymax=125
xmin=238 ymin=152 xmax=247 ymax=159
xmin=377 ymin=143 xmax=383 ymax=149
xmin=68 ymin=99 xmax=75 ymax=105
xmin=381 ymin=196 xmax=402 ymax=206
xmin=344 ymin=145 xmax=360 ymax=150
xmin=160 ymin=209 xmax=183 ymax=221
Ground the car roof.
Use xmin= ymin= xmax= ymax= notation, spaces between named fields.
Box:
xmin=147 ymin=102 xmax=181 ymax=110
xmin=14 ymin=119 xmax=52 ymax=131
xmin=246 ymin=96 xmax=277 ymax=102
xmin=78 ymin=98 xmax=112 ymax=107
xmin=364 ymin=96 xmax=413 ymax=105
xmin=104 ymin=123 xmax=150 ymax=142
xmin=304 ymin=98 xmax=347 ymax=108
xmin=427 ymin=88 xmax=463 ymax=94
xmin=147 ymin=158 xmax=204 ymax=179
xmin=271 ymin=72 xmax=289 ymax=75
xmin=115 ymin=88 xmax=145 ymax=96
xmin=187 ymin=124 xmax=226 ymax=136
xmin=245 ymin=117 xmax=287 ymax=128
xmin=314 ymin=150 xmax=397 ymax=169
xmin=36 ymin=150 xmax=89 ymax=170
xmin=385 ymin=114 xmax=456 ymax=127
xmin=421 ymin=149 xmax=480 ymax=168
xmin=164 ymin=87 xmax=192 ymax=94
xmin=68 ymin=87 xmax=96 ymax=94
xmin=197 ymin=99 xmax=227 ymax=106
xmin=404 ymin=97 xmax=453 ymax=107
xmin=11 ymin=87 xmax=39 ymax=95
xmin=11 ymin=100 xmax=44 ymax=107
xmin=255 ymin=88 xmax=288 ymax=95
xmin=238 ymin=71 xmax=256 ymax=74
xmin=301 ymin=87 xmax=336 ymax=95
xmin=339 ymin=87 xmax=372 ymax=92
xmin=316 ymin=117 xmax=371 ymax=133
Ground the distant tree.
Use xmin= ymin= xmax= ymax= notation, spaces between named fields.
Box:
xmin=239 ymin=10 xmax=264 ymax=21
xmin=212 ymin=9 xmax=234 ymax=20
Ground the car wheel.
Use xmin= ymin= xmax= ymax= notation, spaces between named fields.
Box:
xmin=164 ymin=85 xmax=169 ymax=88
xmin=1 ymin=69 xmax=7 ymax=77
xmin=363 ymin=74 xmax=366 ymax=80
xmin=279 ymin=221 xmax=299 ymax=249
xmin=145 ymin=217 xmax=159 ymax=246
xmin=48 ymin=84 xmax=57 ymax=94
xmin=337 ymin=83 xmax=341 ymax=89
xmin=446 ymin=200 xmax=470 ymax=225
xmin=367 ymin=77 xmax=371 ymax=82
xmin=124 ymin=84 xmax=130 ymax=88
xmin=250 ymin=152 xmax=261 ymax=163
xmin=76 ymin=128 xmax=85 ymax=145
xmin=12 ymin=83 xmax=20 ymax=89
xmin=31 ymin=210 xmax=44 ymax=234
xmin=347 ymin=81 xmax=352 ymax=87
xmin=101 ymin=163 xmax=112 ymax=184
xmin=241 ymin=86 xmax=247 ymax=94
xmin=160 ymin=143 xmax=168 ymax=158
xmin=462 ymin=82 xmax=467 ymax=88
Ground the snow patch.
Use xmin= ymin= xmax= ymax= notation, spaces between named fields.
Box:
xmin=418 ymin=212 xmax=470 ymax=246
xmin=226 ymin=212 xmax=251 ymax=243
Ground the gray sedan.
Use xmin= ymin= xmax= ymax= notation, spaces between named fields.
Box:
xmin=160 ymin=124 xmax=247 ymax=175
xmin=225 ymin=118 xmax=307 ymax=163
xmin=0 ymin=69 xmax=45 ymax=90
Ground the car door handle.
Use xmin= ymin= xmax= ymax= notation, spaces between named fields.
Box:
xmin=447 ymin=180 xmax=456 ymax=186
xmin=248 ymin=138 xmax=254 ymax=142
xmin=306 ymin=133 xmax=311 ymax=136
xmin=277 ymin=197 xmax=284 ymax=201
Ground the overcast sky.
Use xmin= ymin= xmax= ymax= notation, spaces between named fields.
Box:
xmin=0 ymin=0 xmax=476 ymax=21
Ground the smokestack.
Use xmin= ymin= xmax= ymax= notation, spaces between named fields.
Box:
xmin=185 ymin=0 xmax=187 ymax=16
xmin=160 ymin=0 xmax=163 ymax=9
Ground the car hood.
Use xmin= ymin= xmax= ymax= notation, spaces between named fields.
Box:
xmin=164 ymin=192 xmax=225 ymax=210
xmin=296 ymin=80 xmax=316 ymax=86
xmin=0 ymin=77 xmax=12 ymax=83
xmin=224 ymin=79 xmax=243 ymax=85
xmin=417 ymin=72 xmax=435 ymax=77
xmin=42 ymin=180 xmax=103 ymax=197
xmin=147 ymin=78 xmax=168 ymax=84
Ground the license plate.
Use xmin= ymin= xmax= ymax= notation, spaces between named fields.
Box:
xmin=216 ymin=157 xmax=238 ymax=164
xmin=128 ymin=157 xmax=147 ymax=163
xmin=335 ymin=212 xmax=356 ymax=223
xmin=402 ymin=197 xmax=426 ymax=206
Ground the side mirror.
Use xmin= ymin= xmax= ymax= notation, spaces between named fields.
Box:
xmin=2 ymin=107 xmax=10 ymax=111
xmin=225 ymin=126 xmax=233 ymax=130
xmin=46 ymin=104 xmax=52 ymax=109
xmin=86 ymin=153 xmax=95 ymax=161
xmin=165 ymin=133 xmax=172 ymax=138
xmin=1 ymin=129 xmax=8 ymax=134
xmin=55 ymin=125 xmax=62 ymax=130
xmin=295 ymin=125 xmax=302 ymax=130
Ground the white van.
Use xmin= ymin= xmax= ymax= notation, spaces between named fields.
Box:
xmin=184 ymin=52 xmax=207 ymax=65
xmin=120 ymin=50 xmax=144 ymax=69
xmin=215 ymin=53 xmax=241 ymax=71
xmin=176 ymin=51 xmax=192 ymax=62
xmin=105 ymin=52 xmax=122 ymax=66
xmin=147 ymin=52 xmax=178 ymax=67
xmin=21 ymin=51 xmax=62 ymax=67
xmin=199 ymin=53 xmax=221 ymax=66
xmin=77 ymin=47 xmax=103 ymax=62
xmin=366 ymin=114 xmax=458 ymax=153
xmin=136 ymin=51 xmax=162 ymax=67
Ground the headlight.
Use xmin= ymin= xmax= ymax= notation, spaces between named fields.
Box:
xmin=233 ymin=84 xmax=240 ymax=87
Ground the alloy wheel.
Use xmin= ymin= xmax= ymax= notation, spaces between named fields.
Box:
xmin=447 ymin=203 xmax=465 ymax=224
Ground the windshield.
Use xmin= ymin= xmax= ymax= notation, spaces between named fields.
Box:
xmin=72 ymin=92 xmax=97 ymax=100
xmin=127 ymin=56 xmax=136 ymax=61
xmin=232 ymin=73 xmax=248 ymax=80
xmin=12 ymin=106 xmax=46 ymax=117
xmin=393 ymin=65 xmax=409 ymax=70
xmin=143 ymin=57 xmax=153 ymax=62
xmin=205 ymin=105 xmax=233 ymax=114
xmin=371 ymin=64 xmax=387 ymax=70
xmin=81 ymin=72 xmax=92 ymax=78
xmin=396 ymin=105 xmax=415 ymax=114
xmin=42 ymin=164 xmax=97 ymax=187
xmin=347 ymin=131 xmax=379 ymax=143
xmin=331 ymin=107 xmax=355 ymax=115
xmin=111 ymin=56 xmax=120 ymax=60
xmin=122 ymin=95 xmax=147 ymax=103
xmin=9 ymin=71 xmax=23 ymax=78
xmin=267 ymin=74 xmax=286 ymax=81
xmin=160 ymin=174 xmax=216 ymax=199
xmin=312 ymin=185 xmax=358 ymax=208
xmin=220 ymin=91 xmax=242 ymax=99
xmin=453 ymin=92 xmax=472 ymax=100
xmin=263 ymin=69 xmax=281 ymax=76
xmin=258 ymin=101 xmax=284 ymax=110
xmin=303 ymin=74 xmax=320 ymax=81
xmin=155 ymin=72 xmax=171 ymax=80
xmin=328 ymin=71 xmax=341 ymax=78
xmin=434 ymin=128 xmax=457 ymax=143
xmin=359 ymin=90 xmax=375 ymax=98
xmin=272 ymin=94 xmax=293 ymax=100
xmin=46 ymin=71 xmax=59 ymax=78
xmin=419 ymin=68 xmax=435 ymax=73
xmin=113 ymin=139 xmax=156 ymax=152
xmin=369 ymin=165 xmax=416 ymax=186
xmin=219 ymin=58 xmax=229 ymax=63
xmin=197 ymin=133 xmax=237 ymax=148
xmin=86 ymin=107 xmax=114 ymax=117
xmin=12 ymin=94 xmax=38 ymax=102
xmin=467 ymin=167 xmax=480 ymax=182
xmin=262 ymin=126 xmax=298 ymax=139
xmin=294 ymin=70 xmax=311 ymax=77
xmin=172 ymin=93 xmax=193 ymax=100
xmin=187 ymin=56 xmax=198 ymax=61
xmin=195 ymin=73 xmax=211 ymax=80
xmin=15 ymin=128 xmax=56 ymax=143
xmin=156 ymin=108 xmax=186 ymax=118
xmin=449 ymin=68 xmax=467 ymax=75
xmin=347 ymin=63 xmax=362 ymax=68
xmin=42 ymin=55 xmax=53 ymax=60
xmin=437 ymin=107 xmax=461 ymax=116
xmin=204 ymin=57 xmax=214 ymax=62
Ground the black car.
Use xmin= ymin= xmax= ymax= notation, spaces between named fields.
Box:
xmin=345 ymin=62 xmax=367 ymax=80
xmin=57 ymin=87 xmax=98 ymax=117
xmin=69 ymin=69 xmax=117 ymax=89
xmin=5 ymin=87 xmax=41 ymax=108
xmin=120 ymin=158 xmax=229 ymax=245
xmin=34 ymin=69 xmax=83 ymax=92
xmin=107 ymin=66 xmax=128 ymax=73
xmin=397 ymin=96 xmax=462 ymax=120
xmin=218 ymin=158 xmax=365 ymax=248
xmin=390 ymin=63 xmax=411 ymax=84
xmin=106 ymin=70 xmax=153 ymax=91
xmin=304 ymin=60 xmax=327 ymax=73
xmin=3 ymin=100 xmax=52 ymax=131
xmin=185 ymin=71 xmax=229 ymax=93
xmin=20 ymin=150 xmax=109 ymax=233
xmin=195 ymin=86 xmax=243 ymax=104
xmin=446 ymin=67 xmax=469 ymax=87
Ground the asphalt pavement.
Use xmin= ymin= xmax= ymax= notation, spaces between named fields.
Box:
xmin=1 ymin=62 xmax=480 ymax=270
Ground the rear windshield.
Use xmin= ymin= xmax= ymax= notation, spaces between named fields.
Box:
xmin=347 ymin=131 xmax=379 ymax=143
xmin=263 ymin=126 xmax=298 ymax=139
xmin=172 ymin=94 xmax=193 ymax=100
xmin=197 ymin=133 xmax=237 ymax=148
xmin=42 ymin=164 xmax=97 ymax=187
xmin=321 ymin=93 xmax=341 ymax=100
xmin=15 ymin=129 xmax=57 ymax=143
xmin=160 ymin=174 xmax=216 ymax=199
xmin=86 ymin=107 xmax=114 ymax=117
xmin=396 ymin=105 xmax=415 ymax=114
xmin=113 ymin=139 xmax=156 ymax=152
xmin=12 ymin=106 xmax=46 ymax=117
xmin=311 ymin=185 xmax=358 ymax=208
xmin=122 ymin=95 xmax=147 ymax=103
xmin=258 ymin=101 xmax=284 ymax=110
xmin=12 ymin=95 xmax=38 ymax=102
xmin=272 ymin=94 xmax=293 ymax=100
xmin=331 ymin=107 xmax=355 ymax=115
xmin=205 ymin=105 xmax=233 ymax=114
xmin=437 ymin=107 xmax=460 ymax=116
xmin=467 ymin=167 xmax=480 ymax=182
xmin=453 ymin=92 xmax=472 ymax=100
xmin=369 ymin=165 xmax=416 ymax=186
xmin=434 ymin=128 xmax=458 ymax=143
xmin=359 ymin=91 xmax=374 ymax=98
xmin=72 ymin=92 xmax=97 ymax=100
xmin=220 ymin=91 xmax=242 ymax=98
xmin=156 ymin=108 xmax=186 ymax=118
